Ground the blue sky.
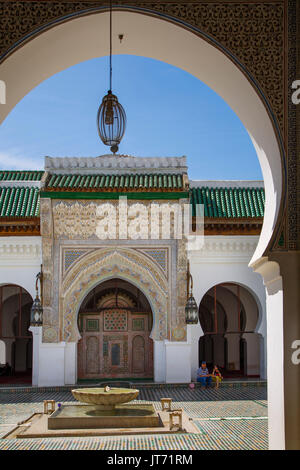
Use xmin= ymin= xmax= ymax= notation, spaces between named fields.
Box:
xmin=0 ymin=55 xmax=262 ymax=180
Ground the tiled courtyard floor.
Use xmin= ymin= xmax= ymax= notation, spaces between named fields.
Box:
xmin=0 ymin=386 xmax=268 ymax=450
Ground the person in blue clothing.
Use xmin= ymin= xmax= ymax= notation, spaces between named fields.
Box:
xmin=197 ymin=361 xmax=212 ymax=389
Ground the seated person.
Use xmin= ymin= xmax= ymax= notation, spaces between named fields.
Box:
xmin=212 ymin=364 xmax=223 ymax=389
xmin=197 ymin=361 xmax=212 ymax=388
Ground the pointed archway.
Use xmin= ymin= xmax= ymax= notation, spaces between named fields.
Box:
xmin=77 ymin=278 xmax=153 ymax=380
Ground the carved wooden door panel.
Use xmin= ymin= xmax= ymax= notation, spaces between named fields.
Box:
xmin=86 ymin=336 xmax=99 ymax=374
xmin=78 ymin=310 xmax=154 ymax=379
xmin=132 ymin=335 xmax=145 ymax=373
xmin=130 ymin=314 xmax=153 ymax=377
xmin=77 ymin=313 xmax=101 ymax=379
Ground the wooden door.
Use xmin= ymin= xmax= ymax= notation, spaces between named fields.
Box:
xmin=77 ymin=310 xmax=153 ymax=379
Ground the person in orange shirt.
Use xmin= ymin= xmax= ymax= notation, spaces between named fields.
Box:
xmin=212 ymin=364 xmax=223 ymax=389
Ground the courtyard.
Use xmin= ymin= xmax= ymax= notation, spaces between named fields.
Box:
xmin=0 ymin=384 xmax=268 ymax=450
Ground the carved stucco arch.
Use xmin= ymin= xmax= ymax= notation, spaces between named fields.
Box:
xmin=60 ymin=247 xmax=169 ymax=342
xmin=0 ymin=8 xmax=285 ymax=263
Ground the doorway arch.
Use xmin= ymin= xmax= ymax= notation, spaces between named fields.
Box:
xmin=0 ymin=8 xmax=284 ymax=263
xmin=199 ymin=282 xmax=262 ymax=378
xmin=0 ymin=284 xmax=33 ymax=383
xmin=77 ymin=278 xmax=153 ymax=379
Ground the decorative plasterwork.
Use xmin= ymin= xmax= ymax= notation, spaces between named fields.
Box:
xmin=0 ymin=237 xmax=41 ymax=265
xmin=0 ymin=2 xmax=285 ymax=134
xmin=173 ymin=238 xmax=188 ymax=341
xmin=1 ymin=1 xmax=297 ymax=253
xmin=189 ymin=180 xmax=264 ymax=189
xmin=60 ymin=247 xmax=170 ymax=343
xmin=188 ymin=235 xmax=259 ymax=263
xmin=52 ymin=199 xmax=186 ymax=240
xmin=44 ymin=155 xmax=187 ymax=175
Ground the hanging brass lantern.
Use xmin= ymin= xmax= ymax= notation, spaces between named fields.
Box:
xmin=97 ymin=0 xmax=126 ymax=154
xmin=30 ymin=270 xmax=43 ymax=326
xmin=97 ymin=90 xmax=126 ymax=154
xmin=185 ymin=295 xmax=199 ymax=324
xmin=185 ymin=260 xmax=199 ymax=324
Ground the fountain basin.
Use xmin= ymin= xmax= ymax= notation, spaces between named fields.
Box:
xmin=48 ymin=403 xmax=160 ymax=430
xmin=71 ymin=387 xmax=139 ymax=410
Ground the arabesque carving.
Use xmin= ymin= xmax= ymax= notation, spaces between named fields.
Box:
xmin=60 ymin=247 xmax=170 ymax=342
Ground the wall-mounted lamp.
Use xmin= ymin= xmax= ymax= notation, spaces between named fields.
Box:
xmin=185 ymin=260 xmax=198 ymax=324
xmin=30 ymin=266 xmax=43 ymax=326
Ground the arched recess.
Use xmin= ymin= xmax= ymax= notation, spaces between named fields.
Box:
xmin=0 ymin=8 xmax=284 ymax=262
xmin=198 ymin=282 xmax=263 ymax=378
xmin=77 ymin=278 xmax=153 ymax=379
xmin=60 ymin=247 xmax=169 ymax=343
xmin=0 ymin=284 xmax=33 ymax=382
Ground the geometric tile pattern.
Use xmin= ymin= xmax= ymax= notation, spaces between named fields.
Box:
xmin=0 ymin=386 xmax=268 ymax=450
xmin=140 ymin=249 xmax=167 ymax=273
xmin=86 ymin=319 xmax=99 ymax=332
xmin=104 ymin=310 xmax=128 ymax=331
xmin=64 ymin=249 xmax=89 ymax=273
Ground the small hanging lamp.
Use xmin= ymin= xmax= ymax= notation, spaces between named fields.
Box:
xmin=185 ymin=260 xmax=199 ymax=324
xmin=97 ymin=0 xmax=126 ymax=154
xmin=30 ymin=270 xmax=43 ymax=326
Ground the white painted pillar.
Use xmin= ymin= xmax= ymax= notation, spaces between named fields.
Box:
xmin=260 ymin=334 xmax=267 ymax=380
xmin=29 ymin=326 xmax=42 ymax=387
xmin=165 ymin=340 xmax=191 ymax=383
xmin=64 ymin=342 xmax=77 ymax=385
xmin=38 ymin=341 xmax=66 ymax=387
xmin=187 ymin=322 xmax=203 ymax=381
xmin=266 ymin=285 xmax=285 ymax=449
xmin=153 ymin=340 xmax=166 ymax=383
xmin=251 ymin=257 xmax=285 ymax=450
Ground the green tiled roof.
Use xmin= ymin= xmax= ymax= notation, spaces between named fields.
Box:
xmin=45 ymin=173 xmax=185 ymax=191
xmin=0 ymin=187 xmax=40 ymax=217
xmin=0 ymin=171 xmax=44 ymax=181
xmin=0 ymin=177 xmax=264 ymax=220
xmin=190 ymin=186 xmax=264 ymax=218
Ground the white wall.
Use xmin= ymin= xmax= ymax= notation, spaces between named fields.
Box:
xmin=1 ymin=235 xmax=267 ymax=384
xmin=0 ymin=237 xmax=42 ymax=298
xmin=189 ymin=236 xmax=267 ymax=378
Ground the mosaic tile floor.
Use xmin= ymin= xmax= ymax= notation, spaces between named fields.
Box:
xmin=0 ymin=386 xmax=268 ymax=450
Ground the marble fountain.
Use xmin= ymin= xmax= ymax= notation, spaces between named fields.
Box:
xmin=48 ymin=386 xmax=160 ymax=430
xmin=3 ymin=385 xmax=200 ymax=438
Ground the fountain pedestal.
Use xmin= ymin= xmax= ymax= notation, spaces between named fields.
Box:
xmin=48 ymin=387 xmax=161 ymax=430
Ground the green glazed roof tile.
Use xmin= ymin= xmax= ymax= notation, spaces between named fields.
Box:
xmin=190 ymin=186 xmax=264 ymax=218
xmin=0 ymin=177 xmax=264 ymax=220
xmin=44 ymin=173 xmax=185 ymax=191
xmin=0 ymin=171 xmax=44 ymax=181
xmin=0 ymin=186 xmax=40 ymax=217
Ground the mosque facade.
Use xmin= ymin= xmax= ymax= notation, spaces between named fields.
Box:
xmin=0 ymin=155 xmax=266 ymax=386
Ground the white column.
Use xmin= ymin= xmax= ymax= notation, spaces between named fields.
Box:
xmin=64 ymin=342 xmax=77 ymax=385
xmin=165 ymin=340 xmax=191 ymax=383
xmin=251 ymin=257 xmax=285 ymax=450
xmin=266 ymin=285 xmax=284 ymax=449
xmin=38 ymin=341 xmax=66 ymax=387
xmin=153 ymin=340 xmax=166 ymax=383
xmin=29 ymin=326 xmax=42 ymax=387
xmin=187 ymin=322 xmax=203 ymax=381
